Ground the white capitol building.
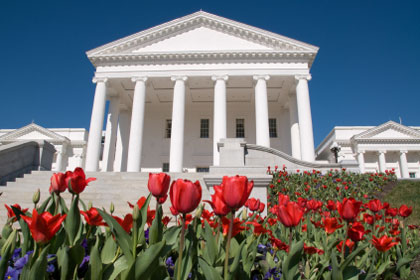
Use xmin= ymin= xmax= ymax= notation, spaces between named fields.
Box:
xmin=1 ymin=11 xmax=420 ymax=180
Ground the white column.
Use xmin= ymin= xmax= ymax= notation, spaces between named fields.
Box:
xmin=102 ymin=96 xmax=120 ymax=171
xmin=113 ymin=109 xmax=131 ymax=172
xmin=288 ymin=92 xmax=301 ymax=159
xmin=399 ymin=150 xmax=409 ymax=178
xmin=378 ymin=151 xmax=387 ymax=173
xmin=212 ymin=75 xmax=228 ymax=166
xmin=295 ymin=75 xmax=315 ymax=162
xmin=357 ymin=151 xmax=365 ymax=173
xmin=169 ymin=76 xmax=188 ymax=172
xmin=85 ymin=78 xmax=108 ymax=171
xmin=127 ymin=77 xmax=148 ymax=172
xmin=55 ymin=145 xmax=65 ymax=171
xmin=253 ymin=75 xmax=270 ymax=147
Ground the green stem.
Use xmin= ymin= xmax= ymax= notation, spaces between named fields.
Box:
xmin=132 ymin=218 xmax=138 ymax=257
xmin=215 ymin=217 xmax=221 ymax=245
xmin=54 ymin=194 xmax=60 ymax=215
xmin=177 ymin=214 xmax=186 ymax=280
xmin=341 ymin=222 xmax=348 ymax=264
xmin=224 ymin=211 xmax=234 ymax=280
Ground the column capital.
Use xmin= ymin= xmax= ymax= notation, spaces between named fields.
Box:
xmin=400 ymin=150 xmax=408 ymax=154
xmin=211 ymin=75 xmax=229 ymax=82
xmin=377 ymin=150 xmax=387 ymax=155
xmin=92 ymin=77 xmax=109 ymax=84
xmin=131 ymin=76 xmax=148 ymax=83
xmin=357 ymin=150 xmax=365 ymax=154
xmin=294 ymin=74 xmax=312 ymax=81
xmin=171 ymin=76 xmax=188 ymax=82
xmin=253 ymin=75 xmax=270 ymax=81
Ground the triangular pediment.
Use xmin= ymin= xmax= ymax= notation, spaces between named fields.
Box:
xmin=87 ymin=11 xmax=318 ymax=65
xmin=353 ymin=121 xmax=420 ymax=140
xmin=0 ymin=123 xmax=68 ymax=142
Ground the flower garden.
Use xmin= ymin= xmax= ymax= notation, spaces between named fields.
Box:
xmin=0 ymin=166 xmax=419 ymax=279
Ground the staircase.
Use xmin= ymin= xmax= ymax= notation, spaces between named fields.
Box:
xmin=0 ymin=171 xmax=213 ymax=225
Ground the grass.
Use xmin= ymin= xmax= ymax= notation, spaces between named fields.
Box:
xmin=383 ymin=180 xmax=420 ymax=225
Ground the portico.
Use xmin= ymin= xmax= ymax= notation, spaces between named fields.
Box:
xmin=84 ymin=11 xmax=319 ymax=172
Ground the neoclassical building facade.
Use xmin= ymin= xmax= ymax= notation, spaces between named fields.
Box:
xmin=84 ymin=11 xmax=319 ymax=173
xmin=316 ymin=121 xmax=420 ymax=178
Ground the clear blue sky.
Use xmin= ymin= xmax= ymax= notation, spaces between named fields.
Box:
xmin=1 ymin=0 xmax=419 ymax=146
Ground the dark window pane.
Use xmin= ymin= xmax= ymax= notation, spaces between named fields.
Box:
xmin=165 ymin=119 xmax=172 ymax=138
xmin=269 ymin=118 xmax=277 ymax=138
xmin=200 ymin=119 xmax=209 ymax=138
xmin=236 ymin=119 xmax=245 ymax=138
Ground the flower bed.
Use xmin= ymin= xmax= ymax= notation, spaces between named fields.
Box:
xmin=0 ymin=167 xmax=419 ymax=279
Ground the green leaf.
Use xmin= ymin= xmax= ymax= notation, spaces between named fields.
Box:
xmin=282 ymin=240 xmax=304 ymax=280
xmin=229 ymin=239 xmax=246 ymax=277
xmin=101 ymin=236 xmax=117 ymax=264
xmin=90 ymin=236 xmax=103 ymax=280
xmin=198 ymin=257 xmax=223 ymax=280
xmin=37 ymin=195 xmax=52 ymax=213
xmin=97 ymin=208 xmax=134 ymax=262
xmin=64 ymin=195 xmax=81 ymax=246
xmin=30 ymin=244 xmax=51 ymax=280
xmin=139 ymin=194 xmax=152 ymax=231
xmin=163 ymin=226 xmax=181 ymax=246
xmin=342 ymin=266 xmax=360 ymax=280
xmin=103 ymin=255 xmax=129 ymax=280
xmin=203 ymin=221 xmax=218 ymax=265
xmin=340 ymin=243 xmax=369 ymax=270
xmin=149 ymin=204 xmax=163 ymax=244
xmin=0 ymin=229 xmax=17 ymax=280
xmin=331 ymin=248 xmax=343 ymax=280
xmin=11 ymin=206 xmax=32 ymax=254
xmin=135 ymin=240 xmax=166 ymax=279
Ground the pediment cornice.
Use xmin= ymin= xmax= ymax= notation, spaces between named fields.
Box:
xmin=87 ymin=11 xmax=318 ymax=67
xmin=0 ymin=123 xmax=70 ymax=143
xmin=352 ymin=121 xmax=420 ymax=141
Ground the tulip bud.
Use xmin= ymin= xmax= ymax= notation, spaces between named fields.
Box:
xmin=32 ymin=189 xmax=40 ymax=205
xmin=88 ymin=201 xmax=93 ymax=209
xmin=242 ymin=208 xmax=248 ymax=220
xmin=133 ymin=205 xmax=140 ymax=220
xmin=110 ymin=202 xmax=115 ymax=214
xmin=194 ymin=204 xmax=203 ymax=220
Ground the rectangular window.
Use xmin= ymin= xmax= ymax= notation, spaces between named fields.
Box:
xmin=409 ymin=172 xmax=416 ymax=178
xmin=200 ymin=119 xmax=209 ymax=138
xmin=269 ymin=118 xmax=278 ymax=138
xmin=165 ymin=119 xmax=172 ymax=138
xmin=236 ymin=119 xmax=245 ymax=138
xmin=196 ymin=167 xmax=210 ymax=173
xmin=162 ymin=163 xmax=169 ymax=172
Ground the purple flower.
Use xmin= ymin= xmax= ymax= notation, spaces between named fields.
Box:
xmin=78 ymin=255 xmax=90 ymax=278
xmin=166 ymin=256 xmax=175 ymax=277
xmin=145 ymin=228 xmax=150 ymax=244
xmin=12 ymin=248 xmax=21 ymax=261
xmin=5 ymin=266 xmax=19 ymax=280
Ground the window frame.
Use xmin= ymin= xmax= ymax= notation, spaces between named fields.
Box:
xmin=269 ymin=118 xmax=278 ymax=138
xmin=165 ymin=119 xmax=172 ymax=139
xmin=162 ymin=163 xmax=169 ymax=172
xmin=235 ymin=118 xmax=245 ymax=138
xmin=200 ymin=118 xmax=210 ymax=139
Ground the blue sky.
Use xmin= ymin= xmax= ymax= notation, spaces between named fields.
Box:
xmin=1 ymin=0 xmax=419 ymax=146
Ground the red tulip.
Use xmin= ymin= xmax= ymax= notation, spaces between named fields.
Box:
xmin=147 ymin=173 xmax=171 ymax=202
xmin=363 ymin=213 xmax=374 ymax=225
xmin=49 ymin=172 xmax=67 ymax=194
xmin=276 ymin=201 xmax=304 ymax=227
xmin=65 ymin=168 xmax=96 ymax=194
xmin=127 ymin=197 xmax=155 ymax=226
xmin=270 ymin=237 xmax=289 ymax=252
xmin=306 ymin=199 xmax=323 ymax=211
xmin=398 ymin=205 xmax=412 ymax=218
xmin=80 ymin=207 xmax=106 ymax=226
xmin=326 ymin=200 xmax=336 ymax=211
xmin=112 ymin=214 xmax=133 ymax=233
xmin=347 ymin=222 xmax=365 ymax=242
xmin=278 ymin=194 xmax=290 ymax=206
xmin=337 ymin=198 xmax=362 ymax=221
xmin=258 ymin=202 xmax=265 ymax=213
xmin=21 ymin=209 xmax=67 ymax=244
xmin=336 ymin=239 xmax=355 ymax=253
xmin=322 ymin=217 xmax=343 ymax=234
xmin=169 ymin=179 xmax=202 ymax=215
xmin=221 ymin=217 xmax=245 ymax=237
xmin=371 ymin=235 xmax=399 ymax=252
xmin=246 ymin=221 xmax=267 ymax=235
xmin=245 ymin=198 xmax=261 ymax=212
xmin=386 ymin=207 xmax=398 ymax=217
xmin=221 ymin=176 xmax=253 ymax=210
xmin=204 ymin=185 xmax=230 ymax=216
xmin=367 ymin=199 xmax=383 ymax=213
xmin=5 ymin=204 xmax=28 ymax=220
xmin=304 ymin=244 xmax=324 ymax=255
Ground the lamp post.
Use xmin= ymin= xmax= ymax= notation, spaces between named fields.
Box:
xmin=330 ymin=142 xmax=341 ymax=163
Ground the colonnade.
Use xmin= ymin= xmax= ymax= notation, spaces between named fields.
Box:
xmin=357 ymin=150 xmax=410 ymax=178
xmin=85 ymin=74 xmax=316 ymax=172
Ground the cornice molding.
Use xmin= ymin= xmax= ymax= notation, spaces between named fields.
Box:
xmin=89 ymin=51 xmax=315 ymax=67
xmin=87 ymin=11 xmax=318 ymax=55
